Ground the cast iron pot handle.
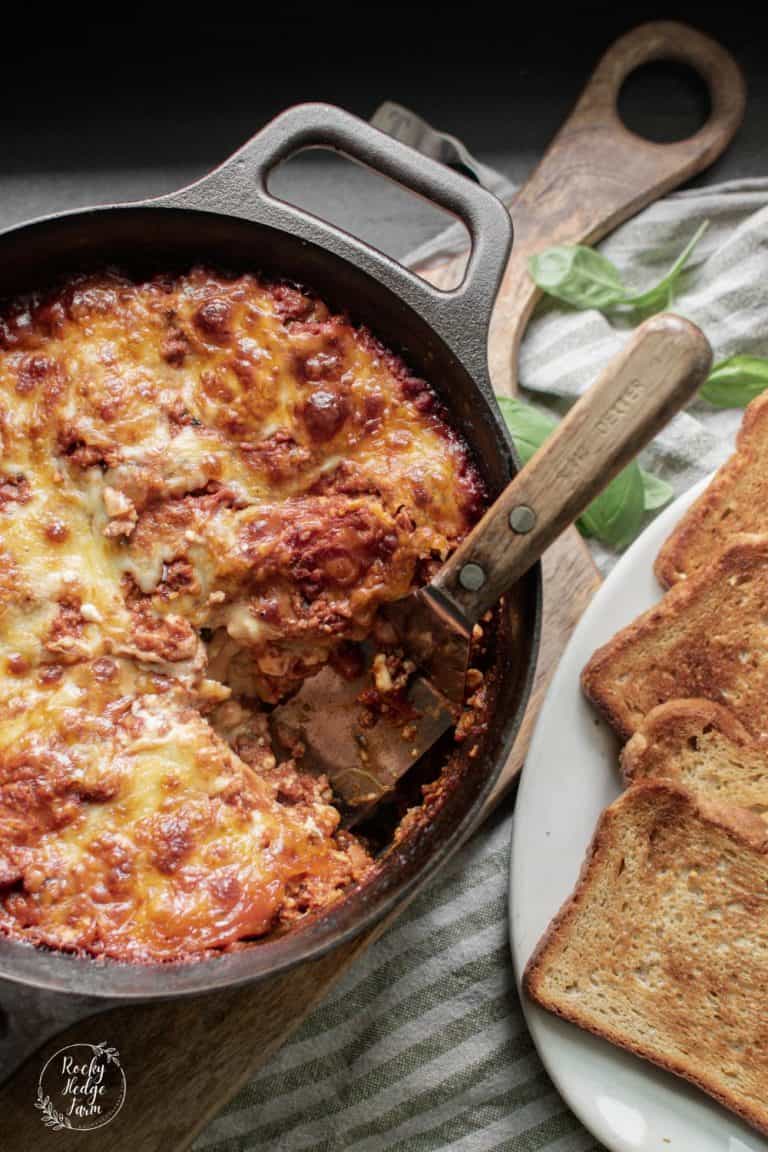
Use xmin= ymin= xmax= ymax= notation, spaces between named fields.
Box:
xmin=157 ymin=102 xmax=512 ymax=393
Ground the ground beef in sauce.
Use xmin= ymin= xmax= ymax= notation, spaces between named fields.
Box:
xmin=0 ymin=268 xmax=489 ymax=962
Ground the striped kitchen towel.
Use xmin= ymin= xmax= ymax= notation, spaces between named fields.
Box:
xmin=194 ymin=178 xmax=768 ymax=1152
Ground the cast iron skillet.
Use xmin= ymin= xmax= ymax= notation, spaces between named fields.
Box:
xmin=0 ymin=103 xmax=539 ymax=999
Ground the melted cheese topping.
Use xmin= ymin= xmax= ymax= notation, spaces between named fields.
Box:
xmin=0 ymin=269 xmax=484 ymax=961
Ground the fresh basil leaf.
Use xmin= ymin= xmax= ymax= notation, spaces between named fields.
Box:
xmin=495 ymin=396 xmax=557 ymax=463
xmin=529 ymin=222 xmax=708 ymax=317
xmin=528 ymin=246 xmax=626 ymax=310
xmin=624 ymin=221 xmax=708 ymax=312
xmin=577 ymin=461 xmax=646 ymax=551
xmin=700 ymin=355 xmax=768 ymax=408
xmin=640 ymin=469 xmax=674 ymax=512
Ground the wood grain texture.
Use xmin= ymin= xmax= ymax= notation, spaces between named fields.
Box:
xmin=499 ymin=21 xmax=743 ymax=394
xmin=0 ymin=20 xmax=744 ymax=1152
xmin=438 ymin=315 xmax=711 ymax=619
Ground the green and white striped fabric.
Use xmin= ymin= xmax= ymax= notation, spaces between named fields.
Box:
xmin=195 ymin=178 xmax=768 ymax=1152
xmin=195 ymin=810 xmax=599 ymax=1152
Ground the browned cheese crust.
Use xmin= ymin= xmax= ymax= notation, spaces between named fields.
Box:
xmin=582 ymin=533 xmax=768 ymax=741
xmin=0 ymin=269 xmax=487 ymax=961
xmin=656 ymin=391 xmax=768 ymax=588
xmin=524 ymin=780 xmax=768 ymax=1138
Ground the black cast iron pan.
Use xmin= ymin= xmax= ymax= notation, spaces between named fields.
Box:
xmin=0 ymin=103 xmax=539 ymax=1013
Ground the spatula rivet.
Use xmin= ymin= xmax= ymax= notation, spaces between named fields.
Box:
xmin=509 ymin=505 xmax=536 ymax=534
xmin=459 ymin=562 xmax=486 ymax=591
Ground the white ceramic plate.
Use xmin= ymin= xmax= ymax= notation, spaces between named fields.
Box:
xmin=510 ymin=478 xmax=768 ymax=1152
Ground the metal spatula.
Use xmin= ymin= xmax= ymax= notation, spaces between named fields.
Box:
xmin=271 ymin=315 xmax=712 ymax=813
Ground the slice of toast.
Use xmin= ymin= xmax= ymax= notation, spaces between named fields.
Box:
xmin=622 ymin=699 xmax=768 ymax=818
xmin=582 ymin=533 xmax=768 ymax=741
xmin=656 ymin=391 xmax=768 ymax=588
xmin=524 ymin=780 xmax=768 ymax=1138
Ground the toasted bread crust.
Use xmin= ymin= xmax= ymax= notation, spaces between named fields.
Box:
xmin=524 ymin=781 xmax=768 ymax=1137
xmin=621 ymin=698 xmax=768 ymax=821
xmin=656 ymin=391 xmax=768 ymax=588
xmin=582 ymin=534 xmax=768 ymax=740
xmin=527 ymin=971 xmax=768 ymax=1138
xmin=621 ymin=698 xmax=754 ymax=780
xmin=525 ymin=781 xmax=768 ymax=983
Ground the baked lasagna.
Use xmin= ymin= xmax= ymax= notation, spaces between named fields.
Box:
xmin=0 ymin=268 xmax=486 ymax=962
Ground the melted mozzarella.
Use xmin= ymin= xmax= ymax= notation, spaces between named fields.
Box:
xmin=0 ymin=268 xmax=484 ymax=961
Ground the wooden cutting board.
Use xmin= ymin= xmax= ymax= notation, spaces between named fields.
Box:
xmin=0 ymin=21 xmax=745 ymax=1152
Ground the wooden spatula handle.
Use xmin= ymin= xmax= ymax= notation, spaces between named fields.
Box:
xmin=433 ymin=314 xmax=711 ymax=621
xmin=487 ymin=20 xmax=745 ymax=394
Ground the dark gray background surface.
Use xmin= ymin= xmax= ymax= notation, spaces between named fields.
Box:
xmin=0 ymin=8 xmax=763 ymax=259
